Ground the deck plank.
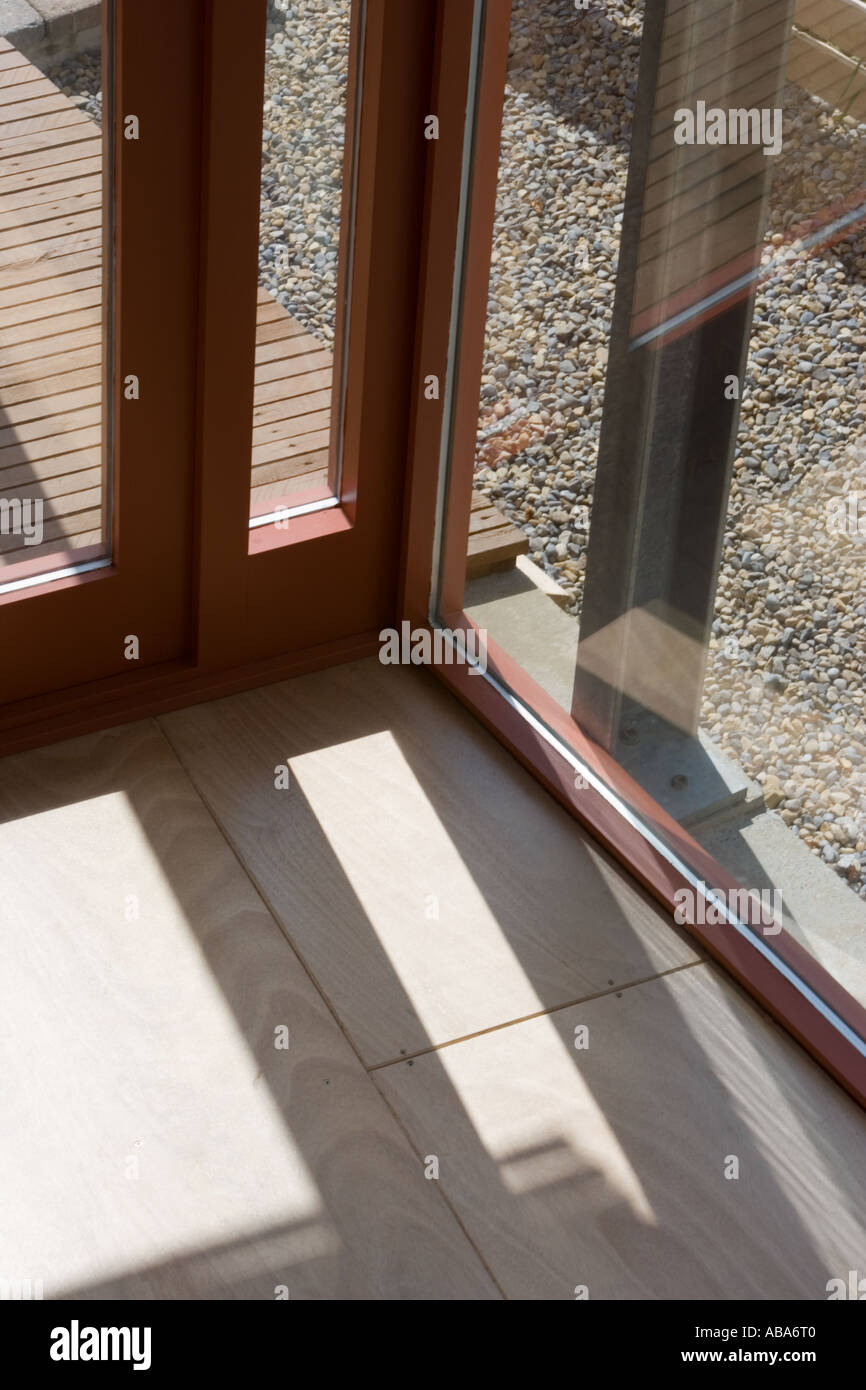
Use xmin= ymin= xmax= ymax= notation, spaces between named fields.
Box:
xmin=0 ymin=402 xmax=99 ymax=448
xmin=0 ymin=113 xmax=94 ymax=157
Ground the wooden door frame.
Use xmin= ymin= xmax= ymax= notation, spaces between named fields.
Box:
xmin=398 ymin=0 xmax=866 ymax=1108
xmin=0 ymin=0 xmax=204 ymax=704
xmin=0 ymin=0 xmax=436 ymax=750
xmin=193 ymin=0 xmax=435 ymax=671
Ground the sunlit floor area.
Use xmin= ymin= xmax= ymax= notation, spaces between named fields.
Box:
xmin=1 ymin=658 xmax=864 ymax=1300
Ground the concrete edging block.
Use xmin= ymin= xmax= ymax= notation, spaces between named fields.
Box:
xmin=0 ymin=0 xmax=46 ymax=54
xmin=1 ymin=0 xmax=100 ymax=63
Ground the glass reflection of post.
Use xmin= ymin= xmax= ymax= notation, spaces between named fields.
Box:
xmin=572 ymin=0 xmax=795 ymax=781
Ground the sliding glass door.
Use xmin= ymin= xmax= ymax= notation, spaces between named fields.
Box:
xmin=405 ymin=0 xmax=866 ymax=1101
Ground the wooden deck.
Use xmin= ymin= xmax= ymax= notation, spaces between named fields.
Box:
xmin=0 ymin=34 xmax=523 ymax=579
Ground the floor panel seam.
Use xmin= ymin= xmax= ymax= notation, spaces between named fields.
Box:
xmin=369 ymin=959 xmax=707 ymax=1070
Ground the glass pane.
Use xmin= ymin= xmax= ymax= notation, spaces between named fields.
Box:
xmin=250 ymin=0 xmax=355 ymax=528
xmin=461 ymin=0 xmax=639 ymax=709
xmin=0 ymin=5 xmax=110 ymax=586
xmin=441 ymin=0 xmax=866 ymax=1030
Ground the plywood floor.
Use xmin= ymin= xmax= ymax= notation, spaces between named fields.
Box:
xmin=0 ymin=656 xmax=864 ymax=1299
xmin=0 ymin=35 xmax=524 ymax=577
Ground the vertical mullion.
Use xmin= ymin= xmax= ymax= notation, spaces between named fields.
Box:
xmin=112 ymin=0 xmax=204 ymax=644
xmin=193 ymin=0 xmax=268 ymax=671
xmin=400 ymin=0 xmax=512 ymax=627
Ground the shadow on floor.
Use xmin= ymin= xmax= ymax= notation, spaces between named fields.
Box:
xmin=0 ymin=659 xmax=862 ymax=1298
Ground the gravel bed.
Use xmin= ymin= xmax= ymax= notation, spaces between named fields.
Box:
xmin=45 ymin=47 xmax=100 ymax=119
xmin=258 ymin=0 xmax=349 ymax=344
xmin=43 ymin=0 xmax=866 ymax=898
